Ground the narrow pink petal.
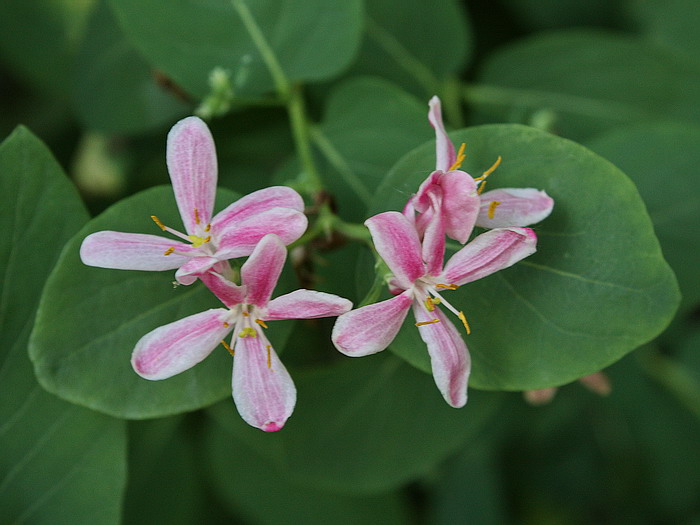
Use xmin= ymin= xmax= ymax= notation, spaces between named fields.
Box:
xmin=476 ymin=188 xmax=554 ymax=228
xmin=412 ymin=302 xmax=469 ymax=408
xmin=216 ymin=208 xmax=307 ymax=260
xmin=167 ymin=116 xmax=218 ymax=235
xmin=440 ymin=170 xmax=480 ymax=243
xmin=412 ymin=171 xmax=441 ymax=214
xmin=131 ymin=309 xmax=232 ymax=380
xmin=174 ymin=256 xmax=218 ymax=285
xmin=441 ymin=228 xmax=537 ymax=286
xmin=80 ymin=231 xmax=193 ymax=271
xmin=421 ymin=203 xmax=446 ymax=277
xmin=232 ymin=329 xmax=296 ymax=432
xmin=211 ymin=186 xmax=304 ymax=235
xmin=428 ymin=96 xmax=456 ymax=172
xmin=265 ymin=290 xmax=352 ymax=320
xmin=240 ymin=234 xmax=286 ymax=307
xmin=331 ymin=292 xmax=413 ymax=357
xmin=365 ymin=212 xmax=425 ymax=288
xmin=200 ymin=272 xmax=247 ymax=308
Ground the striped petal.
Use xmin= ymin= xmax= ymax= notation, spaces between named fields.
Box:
xmin=166 ymin=116 xmax=218 ymax=235
xmin=174 ymin=256 xmax=218 ymax=285
xmin=240 ymin=234 xmax=286 ymax=308
xmin=428 ymin=96 xmax=455 ymax=172
xmin=131 ymin=309 xmax=232 ymax=380
xmin=440 ymin=170 xmax=479 ymax=243
xmin=80 ymin=231 xmax=194 ymax=271
xmin=232 ymin=329 xmax=296 ymax=432
xmin=476 ymin=188 xmax=554 ymax=228
xmin=200 ymin=272 xmax=247 ymax=308
xmin=265 ymin=289 xmax=352 ymax=320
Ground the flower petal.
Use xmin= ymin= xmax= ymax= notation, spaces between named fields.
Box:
xmin=240 ymin=234 xmax=286 ymax=307
xmin=440 ymin=170 xmax=480 ymax=243
xmin=441 ymin=228 xmax=537 ymax=286
xmin=365 ymin=212 xmax=425 ymax=288
xmin=428 ymin=96 xmax=455 ymax=172
xmin=174 ymin=256 xmax=218 ymax=285
xmin=412 ymin=302 xmax=470 ymax=408
xmin=200 ymin=272 xmax=247 ymax=308
xmin=80 ymin=231 xmax=194 ymax=271
xmin=421 ymin=200 xmax=446 ymax=277
xmin=332 ymin=292 xmax=413 ymax=357
xmin=232 ymin=329 xmax=296 ymax=432
xmin=166 ymin=116 xmax=218 ymax=234
xmin=476 ymin=188 xmax=554 ymax=228
xmin=265 ymin=289 xmax=353 ymax=320
xmin=211 ymin=186 xmax=304 ymax=235
xmin=131 ymin=309 xmax=232 ymax=380
xmin=216 ymin=208 xmax=307 ymax=260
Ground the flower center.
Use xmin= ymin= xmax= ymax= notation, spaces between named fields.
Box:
xmin=414 ymin=279 xmax=471 ymax=335
xmin=151 ymin=208 xmax=214 ymax=255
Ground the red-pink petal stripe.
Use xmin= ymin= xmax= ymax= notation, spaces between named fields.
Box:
xmin=412 ymin=302 xmax=470 ymax=408
xmin=332 ymin=292 xmax=413 ymax=357
xmin=265 ymin=289 xmax=352 ymax=320
xmin=441 ymin=228 xmax=537 ymax=286
xmin=80 ymin=231 xmax=193 ymax=271
xmin=428 ymin=96 xmax=455 ymax=172
xmin=476 ymin=188 xmax=554 ymax=228
xmin=365 ymin=212 xmax=425 ymax=288
xmin=166 ymin=116 xmax=218 ymax=235
xmin=232 ymin=329 xmax=296 ymax=432
xmin=421 ymin=203 xmax=446 ymax=277
xmin=240 ymin=234 xmax=286 ymax=308
xmin=131 ymin=309 xmax=232 ymax=380
xmin=200 ymin=272 xmax=247 ymax=308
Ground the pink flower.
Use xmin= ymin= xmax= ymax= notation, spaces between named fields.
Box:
xmin=131 ymin=234 xmax=353 ymax=432
xmin=80 ymin=116 xmax=308 ymax=285
xmin=332 ymin=212 xmax=537 ymax=408
xmin=404 ymin=96 xmax=554 ymax=243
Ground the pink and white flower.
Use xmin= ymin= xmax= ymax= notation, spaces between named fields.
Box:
xmin=404 ymin=96 xmax=554 ymax=243
xmin=80 ymin=116 xmax=308 ymax=285
xmin=131 ymin=234 xmax=352 ymax=432
xmin=332 ymin=212 xmax=537 ymax=408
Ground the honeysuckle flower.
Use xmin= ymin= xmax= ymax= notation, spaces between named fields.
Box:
xmin=404 ymin=96 xmax=554 ymax=243
xmin=80 ymin=116 xmax=308 ymax=285
xmin=332 ymin=211 xmax=537 ymax=408
xmin=131 ymin=234 xmax=352 ymax=432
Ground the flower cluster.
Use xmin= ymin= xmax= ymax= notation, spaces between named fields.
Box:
xmin=81 ymin=116 xmax=352 ymax=432
xmin=331 ymin=96 xmax=553 ymax=408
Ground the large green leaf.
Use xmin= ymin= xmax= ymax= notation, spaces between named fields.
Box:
xmin=0 ymin=127 xmax=126 ymax=524
xmin=471 ymin=31 xmax=700 ymax=141
xmin=370 ymin=124 xmax=679 ymax=390
xmin=74 ymin=0 xmax=188 ymax=134
xmin=208 ymin=353 xmax=504 ymax=493
xmin=30 ymin=185 xmax=295 ymax=418
xmin=109 ymin=0 xmax=363 ymax=98
xmin=586 ymin=122 xmax=700 ymax=316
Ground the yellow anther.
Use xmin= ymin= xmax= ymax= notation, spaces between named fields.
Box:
xmin=151 ymin=215 xmax=167 ymax=231
xmin=266 ymin=345 xmax=272 ymax=369
xmin=487 ymin=200 xmax=501 ymax=219
xmin=477 ymin=180 xmax=487 ymax=195
xmin=242 ymin=312 xmax=249 ymax=317
xmin=483 ymin=155 xmax=502 ymax=177
xmin=415 ymin=318 xmax=441 ymax=327
xmin=435 ymin=283 xmax=458 ymax=290
xmin=238 ymin=327 xmax=257 ymax=338
xmin=163 ymin=247 xmax=175 ymax=256
xmin=457 ymin=311 xmax=471 ymax=335
xmin=448 ymin=143 xmax=467 ymax=171
xmin=223 ymin=322 xmax=230 ymax=327
xmin=221 ymin=339 xmax=235 ymax=356
xmin=205 ymin=224 xmax=211 ymax=233
xmin=255 ymin=319 xmax=269 ymax=329
xmin=194 ymin=208 xmax=201 ymax=225
xmin=187 ymin=235 xmax=209 ymax=248
xmin=425 ymin=297 xmax=436 ymax=312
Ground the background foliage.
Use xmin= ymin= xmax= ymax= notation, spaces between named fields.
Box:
xmin=1 ymin=0 xmax=699 ymax=523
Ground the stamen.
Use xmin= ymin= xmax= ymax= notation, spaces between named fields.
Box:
xmin=487 ymin=200 xmax=501 ymax=219
xmin=151 ymin=215 xmax=167 ymax=231
xmin=163 ymin=247 xmax=175 ymax=256
xmin=255 ymin=319 xmax=268 ymax=329
xmin=266 ymin=345 xmax=272 ymax=369
xmin=448 ymin=143 xmax=467 ymax=171
xmin=238 ymin=327 xmax=257 ymax=338
xmin=483 ymin=155 xmax=502 ymax=177
xmin=457 ymin=311 xmax=471 ymax=335
xmin=205 ymin=224 xmax=211 ymax=233
xmin=477 ymin=180 xmax=487 ymax=195
xmin=435 ymin=283 xmax=458 ymax=290
xmin=203 ymin=236 xmax=211 ymax=243
xmin=425 ymin=297 xmax=436 ymax=312
xmin=242 ymin=312 xmax=249 ymax=317
xmin=221 ymin=339 xmax=235 ymax=356
xmin=194 ymin=208 xmax=201 ymax=225
xmin=150 ymin=215 xmax=190 ymax=241
xmin=415 ymin=318 xmax=441 ymax=327
xmin=223 ymin=322 xmax=230 ymax=327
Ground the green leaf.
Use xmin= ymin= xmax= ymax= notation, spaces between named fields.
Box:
xmin=74 ymin=0 xmax=188 ymax=134
xmin=0 ymin=127 xmax=126 ymax=525
xmin=586 ymin=122 xmax=700 ymax=316
xmin=208 ymin=353 xmax=505 ymax=493
xmin=315 ymin=77 xmax=432 ymax=221
xmin=371 ymin=124 xmax=679 ymax=390
xmin=204 ymin=411 xmax=412 ymax=524
xmin=109 ymin=0 xmax=364 ymax=98
xmin=470 ymin=30 xmax=700 ymax=141
xmin=501 ymin=0 xmax=623 ymax=31
xmin=30 ymin=185 xmax=294 ymax=418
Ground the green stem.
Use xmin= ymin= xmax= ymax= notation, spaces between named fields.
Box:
xmin=358 ymin=259 xmax=389 ymax=307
